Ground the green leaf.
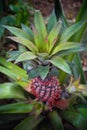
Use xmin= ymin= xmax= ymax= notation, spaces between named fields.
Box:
xmin=29 ymin=66 xmax=49 ymax=80
xmin=59 ymin=21 xmax=87 ymax=42
xmin=21 ymin=24 xmax=34 ymax=42
xmin=32 ymin=26 xmax=45 ymax=51
xmin=0 ymin=83 xmax=26 ymax=100
xmin=8 ymin=36 xmax=38 ymax=52
xmin=76 ymin=0 xmax=87 ymax=22
xmin=48 ymin=21 xmax=62 ymax=52
xmin=16 ymin=81 xmax=28 ymax=88
xmin=76 ymin=105 xmax=87 ymax=119
xmin=52 ymin=42 xmax=81 ymax=55
xmin=47 ymin=10 xmax=57 ymax=32
xmin=0 ymin=57 xmax=28 ymax=81
xmin=7 ymin=51 xmax=23 ymax=62
xmin=0 ymin=65 xmax=18 ymax=80
xmin=73 ymin=0 xmax=87 ymax=42
xmin=37 ymin=118 xmax=53 ymax=130
xmin=67 ymin=1 xmax=87 ymax=84
xmin=49 ymin=56 xmax=71 ymax=74
xmin=0 ymin=102 xmax=33 ymax=113
xmin=62 ymin=110 xmax=87 ymax=130
xmin=54 ymin=0 xmax=68 ymax=28
xmin=73 ymin=54 xmax=86 ymax=83
xmin=58 ymin=47 xmax=87 ymax=56
xmin=4 ymin=25 xmax=33 ymax=41
xmin=14 ymin=115 xmax=44 ymax=130
xmin=49 ymin=111 xmax=64 ymax=130
xmin=15 ymin=51 xmax=36 ymax=63
xmin=34 ymin=10 xmax=47 ymax=39
xmin=38 ymin=66 xmax=49 ymax=79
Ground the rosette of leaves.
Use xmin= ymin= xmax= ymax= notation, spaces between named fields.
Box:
xmin=3 ymin=10 xmax=87 ymax=108
xmin=0 ymin=0 xmax=87 ymax=129
xmin=4 ymin=10 xmax=86 ymax=78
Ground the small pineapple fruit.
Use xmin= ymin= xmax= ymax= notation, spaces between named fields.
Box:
xmin=5 ymin=10 xmax=82 ymax=108
xmin=26 ymin=76 xmax=62 ymax=107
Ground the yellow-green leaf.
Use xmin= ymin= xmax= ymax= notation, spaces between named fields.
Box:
xmin=35 ymin=10 xmax=47 ymax=38
xmin=8 ymin=36 xmax=38 ymax=52
xmin=48 ymin=21 xmax=62 ymax=52
xmin=0 ymin=83 xmax=26 ymax=100
xmin=32 ymin=26 xmax=45 ymax=51
xmin=4 ymin=25 xmax=32 ymax=41
xmin=52 ymin=42 xmax=81 ymax=55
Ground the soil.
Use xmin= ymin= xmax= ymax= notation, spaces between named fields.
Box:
xmin=32 ymin=0 xmax=83 ymax=19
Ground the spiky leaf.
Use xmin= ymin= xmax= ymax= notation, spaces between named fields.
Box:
xmin=28 ymin=66 xmax=49 ymax=80
xmin=76 ymin=105 xmax=87 ymax=119
xmin=15 ymin=51 xmax=36 ymax=63
xmin=59 ymin=21 xmax=87 ymax=42
xmin=47 ymin=10 xmax=57 ymax=32
xmin=8 ymin=36 xmax=38 ymax=52
xmin=49 ymin=56 xmax=71 ymax=74
xmin=0 ymin=65 xmax=18 ymax=80
xmin=49 ymin=111 xmax=64 ymax=130
xmin=0 ymin=57 xmax=28 ymax=81
xmin=58 ymin=47 xmax=87 ymax=56
xmin=0 ymin=102 xmax=33 ymax=113
xmin=62 ymin=110 xmax=87 ymax=130
xmin=0 ymin=83 xmax=26 ymax=99
xmin=4 ymin=25 xmax=33 ymax=41
xmin=32 ymin=26 xmax=45 ymax=51
xmin=52 ymin=42 xmax=81 ymax=55
xmin=14 ymin=115 xmax=44 ymax=130
xmin=7 ymin=51 xmax=23 ymax=62
xmin=48 ymin=21 xmax=62 ymax=52
xmin=34 ymin=10 xmax=47 ymax=38
xmin=21 ymin=24 xmax=34 ymax=42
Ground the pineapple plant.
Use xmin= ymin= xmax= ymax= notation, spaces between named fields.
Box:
xmin=4 ymin=10 xmax=86 ymax=109
xmin=0 ymin=0 xmax=87 ymax=129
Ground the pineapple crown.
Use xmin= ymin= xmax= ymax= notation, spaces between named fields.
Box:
xmin=4 ymin=10 xmax=84 ymax=79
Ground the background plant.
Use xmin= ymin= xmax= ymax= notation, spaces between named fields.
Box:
xmin=0 ymin=0 xmax=34 ymax=55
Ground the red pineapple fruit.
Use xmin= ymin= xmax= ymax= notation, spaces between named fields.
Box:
xmin=26 ymin=76 xmax=62 ymax=107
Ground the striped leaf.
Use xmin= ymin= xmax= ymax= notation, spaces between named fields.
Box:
xmin=49 ymin=111 xmax=64 ymax=130
xmin=15 ymin=51 xmax=36 ymax=63
xmin=48 ymin=21 xmax=62 ymax=52
xmin=4 ymin=25 xmax=33 ymax=41
xmin=0 ymin=102 xmax=33 ymax=113
xmin=32 ymin=26 xmax=45 ymax=51
xmin=0 ymin=83 xmax=26 ymax=100
xmin=14 ymin=115 xmax=44 ymax=130
xmin=47 ymin=10 xmax=57 ymax=32
xmin=59 ymin=21 xmax=87 ymax=42
xmin=52 ymin=42 xmax=81 ymax=55
xmin=49 ymin=56 xmax=71 ymax=74
xmin=34 ymin=10 xmax=47 ymax=38
xmin=8 ymin=36 xmax=38 ymax=52
xmin=21 ymin=24 xmax=34 ymax=42
xmin=0 ymin=57 xmax=28 ymax=81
